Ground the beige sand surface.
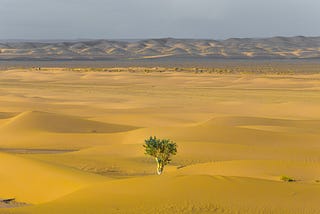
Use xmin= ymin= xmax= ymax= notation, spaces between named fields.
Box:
xmin=0 ymin=68 xmax=319 ymax=213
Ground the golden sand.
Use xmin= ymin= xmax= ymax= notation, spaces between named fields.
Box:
xmin=0 ymin=68 xmax=319 ymax=213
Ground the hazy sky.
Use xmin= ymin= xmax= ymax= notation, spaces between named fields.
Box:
xmin=1 ymin=0 xmax=319 ymax=40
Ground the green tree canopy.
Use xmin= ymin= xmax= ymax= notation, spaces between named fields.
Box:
xmin=143 ymin=136 xmax=177 ymax=175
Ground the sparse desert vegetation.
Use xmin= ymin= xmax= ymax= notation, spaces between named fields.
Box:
xmin=0 ymin=64 xmax=320 ymax=213
xmin=280 ymin=175 xmax=296 ymax=182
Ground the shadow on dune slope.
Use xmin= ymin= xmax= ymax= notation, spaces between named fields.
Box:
xmin=0 ymin=111 xmax=138 ymax=133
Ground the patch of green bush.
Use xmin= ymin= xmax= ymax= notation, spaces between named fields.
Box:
xmin=280 ymin=175 xmax=295 ymax=182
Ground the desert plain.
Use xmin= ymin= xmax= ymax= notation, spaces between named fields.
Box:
xmin=0 ymin=63 xmax=320 ymax=213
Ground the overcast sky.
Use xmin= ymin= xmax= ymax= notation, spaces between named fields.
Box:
xmin=1 ymin=0 xmax=319 ymax=40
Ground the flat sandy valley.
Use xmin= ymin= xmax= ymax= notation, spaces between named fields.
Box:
xmin=0 ymin=64 xmax=320 ymax=213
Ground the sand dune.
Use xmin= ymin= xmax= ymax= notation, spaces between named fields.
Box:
xmin=177 ymin=160 xmax=320 ymax=182
xmin=203 ymin=116 xmax=320 ymax=127
xmin=0 ymin=111 xmax=137 ymax=133
xmin=122 ymin=120 xmax=320 ymax=147
xmin=203 ymin=116 xmax=320 ymax=134
xmin=0 ymin=112 xmax=18 ymax=119
xmin=8 ymin=175 xmax=320 ymax=214
xmin=0 ymin=68 xmax=320 ymax=213
xmin=0 ymin=152 xmax=106 ymax=204
xmin=24 ymin=144 xmax=158 ymax=177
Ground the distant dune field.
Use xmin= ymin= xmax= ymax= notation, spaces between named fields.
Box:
xmin=0 ymin=66 xmax=320 ymax=213
xmin=0 ymin=36 xmax=320 ymax=60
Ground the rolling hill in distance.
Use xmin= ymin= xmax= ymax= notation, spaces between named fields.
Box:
xmin=0 ymin=36 xmax=319 ymax=60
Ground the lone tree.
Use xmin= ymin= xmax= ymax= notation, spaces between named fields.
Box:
xmin=143 ymin=136 xmax=177 ymax=175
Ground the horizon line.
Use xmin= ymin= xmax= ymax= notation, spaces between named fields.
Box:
xmin=1 ymin=35 xmax=319 ymax=43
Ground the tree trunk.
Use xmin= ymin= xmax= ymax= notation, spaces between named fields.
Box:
xmin=156 ymin=158 xmax=164 ymax=175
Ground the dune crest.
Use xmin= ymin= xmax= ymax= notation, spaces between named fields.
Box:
xmin=0 ymin=111 xmax=137 ymax=133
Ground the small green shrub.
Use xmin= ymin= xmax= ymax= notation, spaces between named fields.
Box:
xmin=280 ymin=175 xmax=295 ymax=182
